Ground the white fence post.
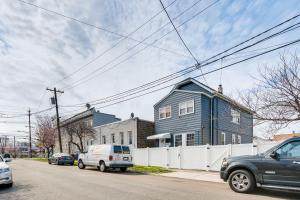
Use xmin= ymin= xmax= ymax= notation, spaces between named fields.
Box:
xmin=146 ymin=147 xmax=149 ymax=166
xmin=227 ymin=144 xmax=232 ymax=157
xmin=179 ymin=146 xmax=182 ymax=169
xmin=206 ymin=144 xmax=210 ymax=171
xmin=166 ymin=147 xmax=170 ymax=168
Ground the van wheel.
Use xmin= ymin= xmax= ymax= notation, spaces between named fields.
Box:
xmin=120 ymin=167 xmax=127 ymax=172
xmin=99 ymin=161 xmax=106 ymax=172
xmin=228 ymin=170 xmax=255 ymax=193
xmin=78 ymin=160 xmax=85 ymax=169
xmin=7 ymin=183 xmax=13 ymax=188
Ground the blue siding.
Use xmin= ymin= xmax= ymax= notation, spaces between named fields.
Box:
xmin=154 ymin=91 xmax=202 ymax=146
xmin=213 ymin=98 xmax=253 ymax=145
xmin=92 ymin=111 xmax=120 ymax=127
xmin=153 ymin=78 xmax=253 ymax=146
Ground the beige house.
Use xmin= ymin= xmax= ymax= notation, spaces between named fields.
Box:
xmin=93 ymin=117 xmax=155 ymax=149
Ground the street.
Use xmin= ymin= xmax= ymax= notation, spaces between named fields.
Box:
xmin=0 ymin=160 xmax=299 ymax=200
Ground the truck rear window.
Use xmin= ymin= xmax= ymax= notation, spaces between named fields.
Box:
xmin=113 ymin=146 xmax=122 ymax=154
xmin=122 ymin=146 xmax=130 ymax=154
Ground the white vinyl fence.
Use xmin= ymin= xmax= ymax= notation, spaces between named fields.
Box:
xmin=132 ymin=141 xmax=279 ymax=171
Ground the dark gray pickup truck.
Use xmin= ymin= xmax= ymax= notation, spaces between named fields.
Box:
xmin=220 ymin=137 xmax=300 ymax=193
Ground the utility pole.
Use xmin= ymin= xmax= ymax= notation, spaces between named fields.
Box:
xmin=13 ymin=136 xmax=16 ymax=157
xmin=28 ymin=109 xmax=32 ymax=158
xmin=46 ymin=87 xmax=64 ymax=153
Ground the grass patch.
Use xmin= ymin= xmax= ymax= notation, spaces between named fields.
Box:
xmin=32 ymin=157 xmax=48 ymax=162
xmin=129 ymin=165 xmax=172 ymax=174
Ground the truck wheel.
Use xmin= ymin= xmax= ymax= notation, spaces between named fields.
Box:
xmin=99 ymin=161 xmax=106 ymax=172
xmin=78 ymin=160 xmax=85 ymax=169
xmin=120 ymin=167 xmax=127 ymax=172
xmin=228 ymin=170 xmax=255 ymax=193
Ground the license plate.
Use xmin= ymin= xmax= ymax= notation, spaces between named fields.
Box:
xmin=123 ymin=157 xmax=129 ymax=161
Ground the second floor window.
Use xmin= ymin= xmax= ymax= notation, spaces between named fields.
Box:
xmin=111 ymin=134 xmax=115 ymax=143
xmin=159 ymin=105 xmax=171 ymax=119
xmin=231 ymin=109 xmax=241 ymax=124
xmin=102 ymin=136 xmax=106 ymax=144
xmin=179 ymin=100 xmax=194 ymax=116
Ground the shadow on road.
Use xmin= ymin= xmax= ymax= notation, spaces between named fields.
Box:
xmin=0 ymin=183 xmax=33 ymax=194
xmin=83 ymin=167 xmax=146 ymax=176
xmin=249 ymin=188 xmax=300 ymax=199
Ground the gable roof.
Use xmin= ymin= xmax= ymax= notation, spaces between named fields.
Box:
xmin=154 ymin=78 xmax=253 ymax=114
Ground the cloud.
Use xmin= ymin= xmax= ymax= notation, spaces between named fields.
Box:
xmin=0 ymin=0 xmax=299 ymax=135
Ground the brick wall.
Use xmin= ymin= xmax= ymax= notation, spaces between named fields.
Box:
xmin=137 ymin=119 xmax=155 ymax=148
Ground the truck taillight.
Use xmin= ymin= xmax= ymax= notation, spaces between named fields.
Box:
xmin=109 ymin=155 xmax=113 ymax=161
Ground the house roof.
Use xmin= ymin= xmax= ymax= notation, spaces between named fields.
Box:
xmin=60 ymin=108 xmax=95 ymax=127
xmin=154 ymin=78 xmax=253 ymax=114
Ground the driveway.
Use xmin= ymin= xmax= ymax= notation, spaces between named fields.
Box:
xmin=0 ymin=159 xmax=299 ymax=200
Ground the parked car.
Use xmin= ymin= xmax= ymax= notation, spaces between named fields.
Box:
xmin=0 ymin=155 xmax=13 ymax=187
xmin=48 ymin=153 xmax=74 ymax=165
xmin=78 ymin=145 xmax=133 ymax=172
xmin=220 ymin=137 xmax=300 ymax=193
xmin=2 ymin=154 xmax=12 ymax=162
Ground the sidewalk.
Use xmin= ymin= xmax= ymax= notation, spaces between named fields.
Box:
xmin=159 ymin=169 xmax=224 ymax=183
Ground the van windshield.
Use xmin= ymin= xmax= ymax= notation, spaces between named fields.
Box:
xmin=113 ymin=146 xmax=122 ymax=154
xmin=122 ymin=146 xmax=130 ymax=154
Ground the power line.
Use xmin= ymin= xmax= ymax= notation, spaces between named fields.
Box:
xmin=158 ymin=0 xmax=208 ymax=84
xmin=49 ymin=0 xmax=185 ymax=85
xmin=62 ymin=0 xmax=219 ymax=90
xmin=95 ymin=38 xmax=300 ymax=109
xmin=62 ymin=17 xmax=300 ymax=108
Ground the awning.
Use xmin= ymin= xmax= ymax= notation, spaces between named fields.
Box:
xmin=147 ymin=133 xmax=171 ymax=140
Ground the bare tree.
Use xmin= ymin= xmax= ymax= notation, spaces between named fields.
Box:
xmin=35 ymin=115 xmax=57 ymax=158
xmin=63 ymin=121 xmax=95 ymax=153
xmin=239 ymin=53 xmax=300 ymax=137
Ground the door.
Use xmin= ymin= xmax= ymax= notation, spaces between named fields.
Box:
xmin=262 ymin=140 xmax=300 ymax=186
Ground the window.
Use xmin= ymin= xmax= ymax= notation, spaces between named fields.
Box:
xmin=231 ymin=109 xmax=241 ymax=124
xmin=90 ymin=140 xmax=94 ymax=145
xmin=276 ymin=141 xmax=300 ymax=158
xmin=179 ymin=100 xmax=194 ymax=116
xmin=102 ymin=136 xmax=106 ymax=144
xmin=174 ymin=134 xmax=182 ymax=147
xmin=120 ymin=132 xmax=124 ymax=145
xmin=220 ymin=132 xmax=226 ymax=145
xmin=159 ymin=105 xmax=171 ymax=119
xmin=237 ymin=135 xmax=242 ymax=144
xmin=186 ymin=133 xmax=195 ymax=146
xmin=122 ymin=146 xmax=130 ymax=154
xmin=111 ymin=134 xmax=115 ymax=143
xmin=113 ymin=145 xmax=122 ymax=154
xmin=232 ymin=134 xmax=236 ymax=144
xmin=128 ymin=131 xmax=133 ymax=145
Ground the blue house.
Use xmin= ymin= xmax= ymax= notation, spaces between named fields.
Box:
xmin=147 ymin=78 xmax=253 ymax=147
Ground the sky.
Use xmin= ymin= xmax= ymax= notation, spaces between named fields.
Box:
xmin=0 ymin=0 xmax=299 ymax=141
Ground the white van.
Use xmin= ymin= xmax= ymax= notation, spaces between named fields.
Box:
xmin=78 ymin=145 xmax=133 ymax=172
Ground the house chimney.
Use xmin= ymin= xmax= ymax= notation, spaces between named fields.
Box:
xmin=218 ymin=84 xmax=223 ymax=94
xmin=130 ymin=113 xmax=134 ymax=118
xmin=86 ymin=103 xmax=91 ymax=110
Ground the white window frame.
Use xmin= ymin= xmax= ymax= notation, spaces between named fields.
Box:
xmin=179 ymin=99 xmax=194 ymax=116
xmin=186 ymin=133 xmax=195 ymax=146
xmin=232 ymin=134 xmax=236 ymax=144
xmin=237 ymin=135 xmax=242 ymax=144
xmin=174 ymin=134 xmax=183 ymax=147
xmin=128 ymin=131 xmax=133 ymax=145
xmin=221 ymin=132 xmax=226 ymax=145
xmin=231 ymin=109 xmax=241 ymax=124
xmin=120 ymin=132 xmax=124 ymax=145
xmin=159 ymin=105 xmax=172 ymax=120
xmin=102 ymin=136 xmax=106 ymax=144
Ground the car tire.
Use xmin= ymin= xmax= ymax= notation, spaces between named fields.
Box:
xmin=78 ymin=160 xmax=85 ymax=169
xmin=228 ymin=169 xmax=255 ymax=193
xmin=48 ymin=160 xmax=51 ymax=165
xmin=99 ymin=161 xmax=106 ymax=172
xmin=120 ymin=167 xmax=127 ymax=172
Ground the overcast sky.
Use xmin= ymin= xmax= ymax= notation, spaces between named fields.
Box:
xmin=0 ymin=0 xmax=299 ymax=140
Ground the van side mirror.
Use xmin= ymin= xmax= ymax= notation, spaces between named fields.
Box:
xmin=270 ymin=151 xmax=279 ymax=160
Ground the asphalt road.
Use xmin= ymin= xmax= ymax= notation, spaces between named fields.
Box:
xmin=0 ymin=159 xmax=299 ymax=200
